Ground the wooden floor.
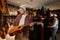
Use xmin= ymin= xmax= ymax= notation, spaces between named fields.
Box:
xmin=50 ymin=31 xmax=60 ymax=40
xmin=57 ymin=32 xmax=60 ymax=40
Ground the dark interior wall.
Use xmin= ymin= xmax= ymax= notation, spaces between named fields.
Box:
xmin=57 ymin=13 xmax=60 ymax=30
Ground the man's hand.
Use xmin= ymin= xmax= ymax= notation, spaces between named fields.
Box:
xmin=30 ymin=22 xmax=35 ymax=27
xmin=48 ymin=26 xmax=53 ymax=28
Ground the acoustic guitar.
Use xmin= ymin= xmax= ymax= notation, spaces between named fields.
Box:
xmin=48 ymin=24 xmax=54 ymax=31
xmin=9 ymin=25 xmax=25 ymax=36
xmin=9 ymin=22 xmax=37 ymax=36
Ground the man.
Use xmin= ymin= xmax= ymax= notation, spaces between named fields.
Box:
xmin=9 ymin=5 xmax=33 ymax=40
xmin=52 ymin=14 xmax=59 ymax=40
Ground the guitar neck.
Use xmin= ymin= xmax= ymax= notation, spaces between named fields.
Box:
xmin=18 ymin=22 xmax=37 ymax=27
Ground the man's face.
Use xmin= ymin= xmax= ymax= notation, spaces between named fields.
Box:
xmin=19 ymin=8 xmax=25 ymax=14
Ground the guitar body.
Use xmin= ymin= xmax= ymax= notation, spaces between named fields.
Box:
xmin=9 ymin=23 xmax=34 ymax=36
xmin=9 ymin=26 xmax=24 ymax=36
xmin=48 ymin=25 xmax=54 ymax=32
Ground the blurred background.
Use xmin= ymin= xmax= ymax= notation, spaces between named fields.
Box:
xmin=0 ymin=0 xmax=60 ymax=40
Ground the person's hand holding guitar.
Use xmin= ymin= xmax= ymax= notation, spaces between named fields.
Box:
xmin=30 ymin=22 xmax=35 ymax=31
